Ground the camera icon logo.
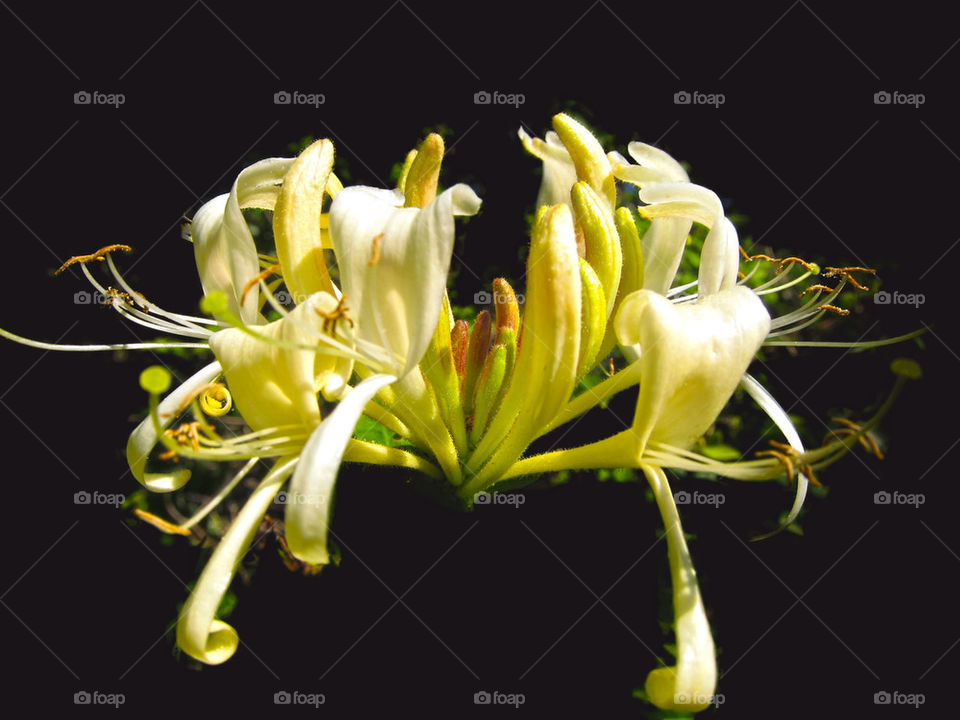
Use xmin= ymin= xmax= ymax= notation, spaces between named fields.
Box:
xmin=874 ymin=90 xmax=892 ymax=105
xmin=474 ymin=90 xmax=491 ymax=105
xmin=274 ymin=691 xmax=292 ymax=704
xmin=474 ymin=690 xmax=492 ymax=704
xmin=474 ymin=290 xmax=491 ymax=304
xmin=74 ymin=290 xmax=92 ymax=304
xmin=274 ymin=91 xmax=292 ymax=105
xmin=673 ymin=490 xmax=691 ymax=505
xmin=474 ymin=492 xmax=491 ymax=505
xmin=874 ymin=491 xmax=892 ymax=505
xmin=275 ymin=491 xmax=289 ymax=505
xmin=74 ymin=691 xmax=91 ymax=704
xmin=74 ymin=490 xmax=92 ymax=505
xmin=673 ymin=90 xmax=692 ymax=105
xmin=74 ymin=91 xmax=92 ymax=105
xmin=873 ymin=290 xmax=891 ymax=304
xmin=873 ymin=690 xmax=891 ymax=704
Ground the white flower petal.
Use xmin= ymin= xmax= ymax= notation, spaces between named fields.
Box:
xmin=284 ymin=373 xmax=397 ymax=564
xmin=177 ymin=455 xmax=297 ymax=664
xmin=518 ymin=127 xmax=578 ymax=209
xmin=209 ymin=293 xmax=340 ymax=431
xmin=330 ymin=184 xmax=481 ymax=376
xmin=193 ymin=157 xmax=294 ymax=324
xmin=615 ymin=286 xmax=771 ymax=452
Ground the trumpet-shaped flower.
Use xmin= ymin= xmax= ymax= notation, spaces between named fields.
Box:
xmin=0 ymin=114 xmax=921 ymax=712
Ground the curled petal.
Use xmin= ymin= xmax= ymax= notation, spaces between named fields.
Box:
xmin=285 ymin=373 xmax=397 ymax=564
xmin=126 ymin=361 xmax=222 ymax=492
xmin=193 ymin=158 xmax=293 ymax=324
xmin=642 ymin=464 xmax=717 ymax=712
xmin=177 ymin=455 xmax=298 ymax=664
xmin=518 ymin=127 xmax=578 ymax=210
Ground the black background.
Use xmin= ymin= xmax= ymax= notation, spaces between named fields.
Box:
xmin=0 ymin=1 xmax=957 ymax=716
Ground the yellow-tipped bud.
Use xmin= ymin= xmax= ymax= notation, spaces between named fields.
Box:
xmin=403 ymin=133 xmax=445 ymax=208
xmin=492 ymin=278 xmax=520 ymax=338
xmin=551 ymin=113 xmax=615 ymax=211
xmin=571 ymin=182 xmax=622 ymax=319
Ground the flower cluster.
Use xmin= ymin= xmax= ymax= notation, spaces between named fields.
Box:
xmin=1 ymin=114 xmax=920 ymax=712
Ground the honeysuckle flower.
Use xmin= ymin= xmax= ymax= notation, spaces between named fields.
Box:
xmin=0 ymin=113 xmax=921 ymax=712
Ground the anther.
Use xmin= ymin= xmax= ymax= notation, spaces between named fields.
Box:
xmin=55 ymin=244 xmax=133 ymax=275
xmin=241 ymin=263 xmax=282 ymax=304
xmin=819 ymin=304 xmax=850 ymax=316
xmin=775 ymin=256 xmax=817 ymax=274
xmin=823 ymin=266 xmax=876 ymax=292
xmin=368 ymin=233 xmax=384 ymax=266
xmin=315 ymin=295 xmax=354 ymax=335
xmin=799 ymin=284 xmax=835 ymax=297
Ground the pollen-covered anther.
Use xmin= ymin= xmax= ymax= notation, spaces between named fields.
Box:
xmin=739 ymin=246 xmax=781 ymax=264
xmin=162 ymin=421 xmax=203 ymax=458
xmin=823 ymin=266 xmax=877 ymax=292
xmin=824 ymin=417 xmax=884 ymax=459
xmin=314 ymin=294 xmax=354 ymax=335
xmin=775 ymin=256 xmax=817 ymax=274
xmin=819 ymin=304 xmax=850 ymax=316
xmin=759 ymin=440 xmax=821 ymax=487
xmin=799 ymin=284 xmax=835 ymax=297
xmin=54 ymin=244 xmax=133 ymax=275
xmin=240 ymin=263 xmax=282 ymax=304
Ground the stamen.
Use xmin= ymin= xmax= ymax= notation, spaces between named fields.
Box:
xmin=241 ymin=263 xmax=282 ymax=305
xmin=134 ymin=508 xmax=192 ymax=536
xmin=799 ymin=284 xmax=835 ymax=297
xmin=54 ymin=244 xmax=132 ymax=275
xmin=315 ymin=295 xmax=354 ymax=335
xmin=823 ymin=266 xmax=876 ymax=292
xmin=368 ymin=233 xmax=384 ymax=266
xmin=819 ymin=304 xmax=850 ymax=316
xmin=776 ymin=256 xmax=817 ymax=274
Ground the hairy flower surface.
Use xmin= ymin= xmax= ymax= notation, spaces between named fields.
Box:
xmin=1 ymin=114 xmax=921 ymax=712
